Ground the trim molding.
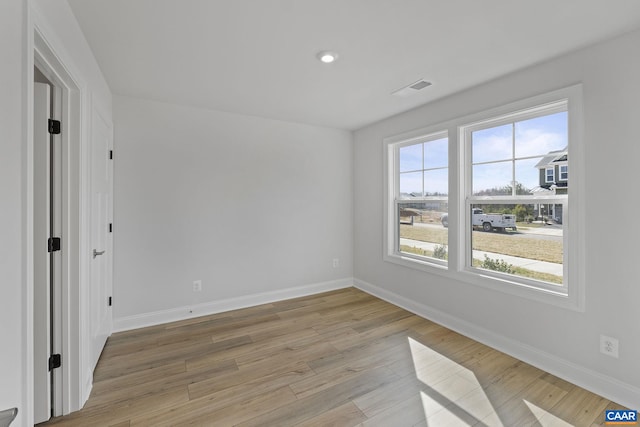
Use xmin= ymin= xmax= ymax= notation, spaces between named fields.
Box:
xmin=113 ymin=278 xmax=353 ymax=333
xmin=354 ymin=278 xmax=640 ymax=409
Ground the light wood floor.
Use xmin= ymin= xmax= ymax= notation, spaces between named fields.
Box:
xmin=41 ymin=288 xmax=626 ymax=426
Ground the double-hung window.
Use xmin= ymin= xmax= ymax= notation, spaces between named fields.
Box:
xmin=388 ymin=131 xmax=449 ymax=266
xmin=385 ymin=85 xmax=583 ymax=308
xmin=559 ymin=165 xmax=568 ymax=181
xmin=462 ymin=100 xmax=570 ymax=294
xmin=545 ymin=167 xmax=555 ymax=183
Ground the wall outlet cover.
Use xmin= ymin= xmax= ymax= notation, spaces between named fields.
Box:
xmin=600 ymin=335 xmax=619 ymax=358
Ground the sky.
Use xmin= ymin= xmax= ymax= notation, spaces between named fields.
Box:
xmin=399 ymin=111 xmax=568 ymax=197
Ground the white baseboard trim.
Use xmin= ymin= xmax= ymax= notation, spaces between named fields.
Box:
xmin=354 ymin=278 xmax=640 ymax=409
xmin=81 ymin=377 xmax=92 ymax=411
xmin=112 ymin=278 xmax=353 ymax=333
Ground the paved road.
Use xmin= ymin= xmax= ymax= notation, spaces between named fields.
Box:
xmin=400 ymin=238 xmax=563 ymax=276
xmin=413 ymin=221 xmax=563 ymax=241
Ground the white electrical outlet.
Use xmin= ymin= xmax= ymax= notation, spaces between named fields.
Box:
xmin=193 ymin=280 xmax=202 ymax=292
xmin=600 ymin=335 xmax=619 ymax=358
xmin=332 ymin=258 xmax=340 ymax=268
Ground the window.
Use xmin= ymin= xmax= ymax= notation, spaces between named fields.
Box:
xmin=385 ymin=85 xmax=584 ymax=309
xmin=559 ymin=165 xmax=568 ymax=181
xmin=389 ymin=131 xmax=448 ymax=266
xmin=463 ymin=101 xmax=569 ymax=294
xmin=545 ymin=167 xmax=555 ymax=183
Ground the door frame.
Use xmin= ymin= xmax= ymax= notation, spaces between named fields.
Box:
xmin=32 ymin=78 xmax=62 ymax=422
xmin=26 ymin=21 xmax=90 ymax=421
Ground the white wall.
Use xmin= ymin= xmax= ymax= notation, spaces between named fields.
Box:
xmin=112 ymin=96 xmax=353 ymax=327
xmin=0 ymin=0 xmax=27 ymax=424
xmin=354 ymin=29 xmax=640 ymax=407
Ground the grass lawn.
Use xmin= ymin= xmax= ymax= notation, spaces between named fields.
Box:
xmin=400 ymin=243 xmax=563 ymax=284
xmin=399 ymin=224 xmax=562 ymax=264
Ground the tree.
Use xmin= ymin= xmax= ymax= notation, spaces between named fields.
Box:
xmin=513 ymin=204 xmax=533 ymax=222
xmin=474 ymin=181 xmax=531 ymax=197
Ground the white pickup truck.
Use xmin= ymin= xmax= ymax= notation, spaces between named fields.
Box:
xmin=440 ymin=209 xmax=517 ymax=232
xmin=471 ymin=208 xmax=517 ymax=232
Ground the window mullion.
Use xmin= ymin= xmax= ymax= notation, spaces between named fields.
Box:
xmin=512 ymin=122 xmax=516 ymax=196
xmin=421 ymin=142 xmax=425 ymax=197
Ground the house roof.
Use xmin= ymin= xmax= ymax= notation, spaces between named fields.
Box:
xmin=535 ymin=149 xmax=568 ymax=169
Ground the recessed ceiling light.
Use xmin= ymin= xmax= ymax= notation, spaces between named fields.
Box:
xmin=317 ymin=51 xmax=339 ymax=64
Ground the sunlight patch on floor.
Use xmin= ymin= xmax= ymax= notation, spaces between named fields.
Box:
xmin=409 ymin=337 xmax=502 ymax=426
xmin=524 ymin=399 xmax=573 ymax=426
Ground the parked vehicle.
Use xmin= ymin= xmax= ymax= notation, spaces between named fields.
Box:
xmin=472 ymin=208 xmax=516 ymax=232
xmin=440 ymin=209 xmax=517 ymax=232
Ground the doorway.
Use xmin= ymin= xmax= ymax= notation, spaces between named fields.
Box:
xmin=33 ymin=68 xmax=63 ymax=424
xmin=32 ymin=29 xmax=84 ymax=421
xmin=32 ymin=27 xmax=114 ymax=422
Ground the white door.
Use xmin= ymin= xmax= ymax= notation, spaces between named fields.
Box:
xmin=33 ymin=82 xmax=52 ymax=424
xmin=89 ymin=110 xmax=113 ymax=370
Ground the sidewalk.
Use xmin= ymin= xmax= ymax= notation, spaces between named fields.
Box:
xmin=399 ymin=238 xmax=563 ymax=276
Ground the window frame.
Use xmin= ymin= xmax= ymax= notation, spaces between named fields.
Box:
xmin=461 ymin=99 xmax=570 ymax=294
xmin=559 ymin=164 xmax=568 ymax=181
xmin=546 ymin=167 xmax=555 ymax=183
xmin=384 ymin=85 xmax=584 ymax=311
xmin=386 ymin=129 xmax=450 ymax=269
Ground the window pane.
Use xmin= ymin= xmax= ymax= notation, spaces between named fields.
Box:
xmin=399 ymin=171 xmax=422 ymax=197
xmin=400 ymin=144 xmax=422 ymax=172
xmin=424 ymin=169 xmax=448 ymax=196
xmin=470 ymin=203 xmax=563 ymax=285
xmin=399 ymin=201 xmax=448 ymax=262
xmin=514 ymin=158 xmax=540 ymax=194
xmin=424 ymin=137 xmax=448 ymax=169
xmin=515 ymin=111 xmax=567 ymax=158
xmin=472 ymin=124 xmax=512 ymax=163
xmin=472 ymin=161 xmax=512 ymax=196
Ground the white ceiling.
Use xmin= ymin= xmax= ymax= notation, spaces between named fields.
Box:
xmin=68 ymin=0 xmax=640 ymax=130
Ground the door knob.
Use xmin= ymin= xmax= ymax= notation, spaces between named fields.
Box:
xmin=93 ymin=249 xmax=105 ymax=259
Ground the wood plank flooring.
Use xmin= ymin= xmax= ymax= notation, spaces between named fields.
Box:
xmin=41 ymin=288 xmax=627 ymax=426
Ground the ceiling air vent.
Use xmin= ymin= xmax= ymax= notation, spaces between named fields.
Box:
xmin=392 ymin=79 xmax=432 ymax=97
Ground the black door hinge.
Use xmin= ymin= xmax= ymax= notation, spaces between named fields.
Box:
xmin=109 ymin=150 xmax=113 ymax=160
xmin=108 ymin=296 xmax=112 ymax=307
xmin=48 ymin=119 xmax=61 ymax=135
xmin=48 ymin=237 xmax=61 ymax=252
xmin=49 ymin=354 xmax=61 ymax=371
xmin=109 ymin=223 xmax=113 ymax=233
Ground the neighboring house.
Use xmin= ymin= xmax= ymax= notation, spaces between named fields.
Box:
xmin=534 ymin=148 xmax=568 ymax=222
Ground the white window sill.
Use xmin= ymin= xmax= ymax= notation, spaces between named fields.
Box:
xmin=384 ymin=252 xmax=583 ymax=312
